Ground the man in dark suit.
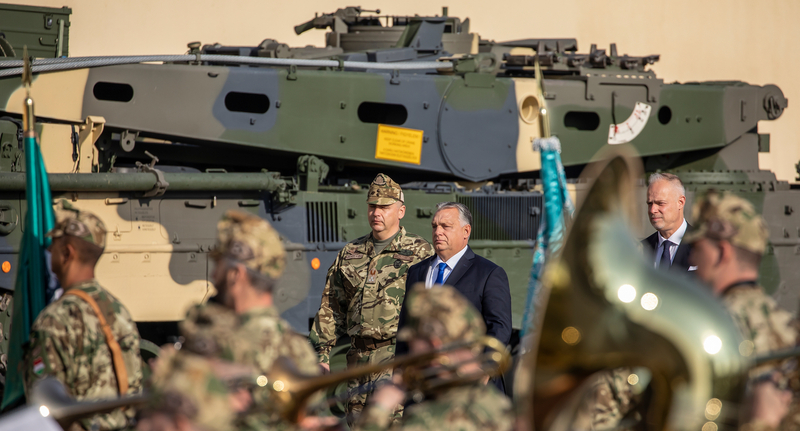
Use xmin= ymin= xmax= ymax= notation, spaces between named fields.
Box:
xmin=642 ymin=173 xmax=696 ymax=272
xmin=396 ymin=202 xmax=512 ymax=392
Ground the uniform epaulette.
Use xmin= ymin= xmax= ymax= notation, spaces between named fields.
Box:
xmin=351 ymin=233 xmax=371 ymax=245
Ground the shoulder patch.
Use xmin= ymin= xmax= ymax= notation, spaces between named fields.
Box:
xmin=32 ymin=357 xmax=45 ymax=375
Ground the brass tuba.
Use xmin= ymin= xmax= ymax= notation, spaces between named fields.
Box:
xmin=515 ymin=151 xmax=750 ymax=431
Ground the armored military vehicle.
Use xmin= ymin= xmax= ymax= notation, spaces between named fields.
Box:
xmin=0 ymin=3 xmax=71 ymax=58
xmin=0 ymin=6 xmax=792 ymax=381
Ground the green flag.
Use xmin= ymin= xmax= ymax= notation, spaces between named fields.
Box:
xmin=1 ymin=49 xmax=55 ymax=410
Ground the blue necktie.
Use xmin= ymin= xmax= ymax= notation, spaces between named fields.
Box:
xmin=659 ymin=240 xmax=673 ymax=269
xmin=434 ymin=262 xmax=447 ymax=285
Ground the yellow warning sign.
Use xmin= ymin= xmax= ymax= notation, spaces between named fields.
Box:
xmin=375 ymin=124 xmax=424 ymax=165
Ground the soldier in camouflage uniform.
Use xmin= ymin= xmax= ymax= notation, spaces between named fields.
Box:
xmin=572 ymin=367 xmax=642 ymax=431
xmin=308 ymin=173 xmax=433 ymax=426
xmin=355 ymin=283 xmax=513 ymax=431
xmin=685 ymin=190 xmax=800 ymax=431
xmin=24 ymin=201 xmax=143 ymax=431
xmin=205 ymin=209 xmax=321 ymax=429
xmin=137 ymin=345 xmax=254 ymax=431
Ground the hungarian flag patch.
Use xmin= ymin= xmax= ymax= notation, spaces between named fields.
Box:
xmin=32 ymin=357 xmax=45 ymax=375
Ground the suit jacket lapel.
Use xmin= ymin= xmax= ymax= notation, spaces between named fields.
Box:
xmin=414 ymin=255 xmax=435 ymax=285
xmin=645 ymin=233 xmax=658 ymax=251
xmin=672 ymin=223 xmax=693 ymax=271
xmin=444 ymin=247 xmax=474 ymax=287
xmin=672 ymin=243 xmax=690 ymax=271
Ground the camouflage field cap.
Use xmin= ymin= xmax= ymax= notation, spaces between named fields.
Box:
xmin=366 ymin=173 xmax=404 ymax=205
xmin=398 ymin=283 xmax=485 ymax=344
xmin=146 ymin=348 xmax=237 ymax=431
xmin=684 ymin=190 xmax=769 ymax=255
xmin=180 ymin=303 xmax=253 ymax=361
xmin=211 ymin=210 xmax=286 ymax=280
xmin=46 ymin=199 xmax=106 ymax=249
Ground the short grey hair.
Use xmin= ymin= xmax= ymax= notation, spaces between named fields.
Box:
xmin=648 ymin=172 xmax=685 ymax=197
xmin=435 ymin=202 xmax=472 ymax=228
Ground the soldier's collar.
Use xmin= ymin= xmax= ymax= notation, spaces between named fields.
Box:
xmin=241 ymin=305 xmax=279 ymax=321
xmin=63 ymin=278 xmax=99 ymax=291
xmin=369 ymin=226 xmax=406 ymax=252
xmin=720 ymin=280 xmax=758 ymax=297
xmin=388 ymin=227 xmax=408 ymax=251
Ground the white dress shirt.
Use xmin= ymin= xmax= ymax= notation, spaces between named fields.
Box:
xmin=425 ymin=245 xmax=470 ymax=288
xmin=655 ymin=218 xmax=687 ymax=268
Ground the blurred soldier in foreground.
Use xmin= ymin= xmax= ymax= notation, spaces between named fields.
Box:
xmin=309 ymin=174 xmax=433 ymax=426
xmin=24 ymin=201 xmax=143 ymax=431
xmin=685 ymin=190 xmax=799 ymax=430
xmin=137 ymin=346 xmax=253 ymax=431
xmin=572 ymin=368 xmax=641 ymax=431
xmin=200 ymin=210 xmax=320 ymax=429
xmin=354 ymin=284 xmax=512 ymax=431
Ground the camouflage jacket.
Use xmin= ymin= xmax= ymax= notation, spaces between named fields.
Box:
xmin=723 ymin=284 xmax=798 ymax=357
xmin=574 ymin=367 xmax=641 ymax=431
xmin=355 ymin=383 xmax=513 ymax=431
xmin=723 ymin=283 xmax=800 ymax=431
xmin=309 ymin=227 xmax=433 ymax=363
xmin=237 ymin=305 xmax=320 ymax=431
xmin=146 ymin=347 xmax=238 ymax=431
xmin=239 ymin=305 xmax=319 ymax=375
xmin=722 ymin=284 xmax=799 ymax=381
xmin=24 ymin=280 xmax=143 ymax=431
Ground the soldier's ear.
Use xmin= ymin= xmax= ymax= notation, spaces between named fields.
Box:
xmin=62 ymin=240 xmax=76 ymax=263
xmin=718 ymin=240 xmax=736 ymax=266
xmin=397 ymin=204 xmax=406 ymax=219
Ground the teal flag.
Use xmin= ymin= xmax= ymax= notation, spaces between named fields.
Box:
xmin=1 ymin=68 xmax=55 ymax=410
xmin=519 ymin=136 xmax=573 ymax=343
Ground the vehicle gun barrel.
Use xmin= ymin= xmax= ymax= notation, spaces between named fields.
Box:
xmin=294 ymin=6 xmax=376 ymax=35
xmin=294 ymin=19 xmax=319 ymax=35
xmin=0 ymin=172 xmax=287 ymax=192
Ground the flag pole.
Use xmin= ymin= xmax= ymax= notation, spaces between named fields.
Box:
xmin=1 ymin=47 xmax=55 ymax=410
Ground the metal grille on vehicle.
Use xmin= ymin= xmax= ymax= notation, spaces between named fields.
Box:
xmin=306 ymin=201 xmax=339 ymax=242
xmin=457 ymin=194 xmax=542 ymax=241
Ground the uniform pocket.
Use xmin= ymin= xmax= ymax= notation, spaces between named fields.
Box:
xmin=369 ymin=274 xmax=407 ymax=334
xmin=341 ymin=263 xmax=367 ymax=297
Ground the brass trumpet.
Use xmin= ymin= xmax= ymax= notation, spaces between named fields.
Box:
xmin=266 ymin=335 xmax=511 ymax=423
xmin=28 ymin=377 xmax=147 ymax=429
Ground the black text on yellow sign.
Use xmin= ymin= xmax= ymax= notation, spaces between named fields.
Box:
xmin=374 ymin=124 xmax=424 ymax=165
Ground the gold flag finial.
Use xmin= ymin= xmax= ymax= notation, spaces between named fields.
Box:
xmin=21 ymin=46 xmax=35 ymax=133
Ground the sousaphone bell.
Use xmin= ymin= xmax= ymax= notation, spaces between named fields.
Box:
xmin=516 ymin=150 xmax=749 ymax=431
